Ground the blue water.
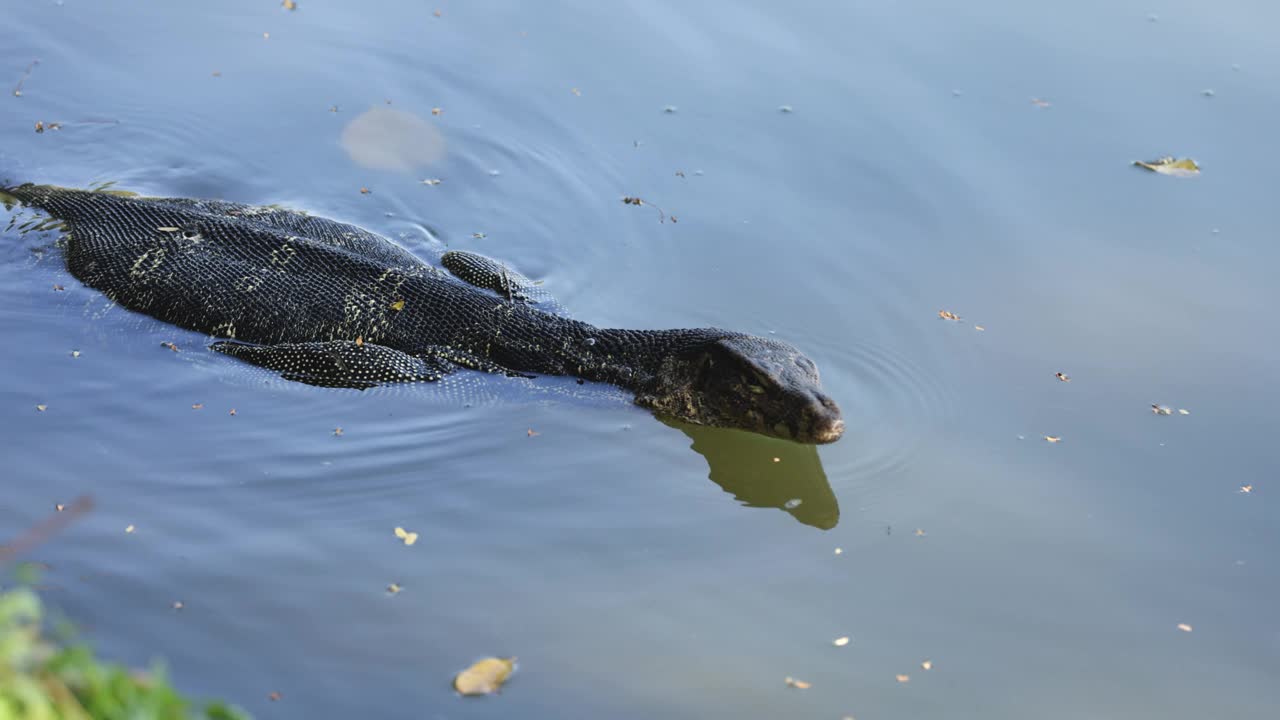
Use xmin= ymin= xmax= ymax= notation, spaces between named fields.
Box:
xmin=3 ymin=1 xmax=1278 ymax=717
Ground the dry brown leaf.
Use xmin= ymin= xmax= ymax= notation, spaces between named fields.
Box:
xmin=454 ymin=657 xmax=515 ymax=695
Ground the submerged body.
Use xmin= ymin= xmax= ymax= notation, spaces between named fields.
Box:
xmin=2 ymin=183 xmax=843 ymax=443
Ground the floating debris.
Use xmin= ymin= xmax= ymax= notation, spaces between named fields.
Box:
xmin=282 ymin=0 xmax=297 ymax=10
xmin=229 ymin=408 xmax=237 ymax=416
xmin=1202 ymin=89 xmax=1215 ymax=97
xmin=895 ymin=674 xmax=910 ymax=684
xmin=161 ymin=341 xmax=180 ymax=352
xmin=622 ymin=196 xmax=670 ymax=223
xmin=571 ymin=87 xmax=582 ymax=96
xmin=938 ymin=310 xmax=961 ymax=321
xmin=1151 ymin=404 xmax=1172 ymax=415
xmin=1030 ymin=97 xmax=1051 ymax=108
xmin=1055 ymin=372 xmax=1070 ymax=382
xmin=1176 ymin=623 xmax=1193 ymax=633
xmin=921 ymin=659 xmax=933 ymax=670
xmin=387 ymin=583 xmax=402 ymax=594
xmin=52 ymin=284 xmax=65 ymax=291
xmin=833 ymin=547 xmax=843 ymax=555
xmin=333 ymin=427 xmax=343 ymax=436
xmin=454 ymin=657 xmax=515 ymax=696
xmin=1133 ymin=156 xmax=1201 ymax=177
xmin=1178 ymin=408 xmax=1190 ymax=415
xmin=1044 ymin=435 xmax=1061 ymax=443
xmin=390 ymin=299 xmax=406 ymax=311
xmin=172 ymin=600 xmax=184 ymax=610
xmin=833 ymin=636 xmax=850 ymax=647
xmin=663 ymin=105 xmax=678 ymax=114
xmin=974 ymin=325 xmax=985 ymax=331
xmin=1239 ymin=485 xmax=1253 ymax=494
xmin=784 ymin=677 xmax=811 ymax=690
xmin=914 ymin=528 xmax=926 ymax=537
xmin=783 ymin=498 xmax=803 ymax=510
xmin=268 ymin=691 xmax=282 ymax=702
xmin=359 ymin=187 xmax=371 ymax=194
xmin=125 ymin=525 xmax=135 ymax=534
xmin=526 ymin=429 xmax=540 ymax=437
xmin=12 ymin=59 xmax=38 ymax=97
xmin=779 ymin=105 xmax=793 ymax=113
xmin=394 ymin=526 xmax=418 ymax=546
xmin=421 ymin=178 xmax=442 ymax=186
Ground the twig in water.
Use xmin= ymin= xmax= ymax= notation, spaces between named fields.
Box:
xmin=0 ymin=495 xmax=94 ymax=567
xmin=13 ymin=59 xmax=39 ymax=97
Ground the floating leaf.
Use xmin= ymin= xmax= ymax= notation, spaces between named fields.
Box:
xmin=390 ymin=299 xmax=406 ymax=311
xmin=784 ymin=677 xmax=811 ymax=689
xmin=1133 ymin=156 xmax=1200 ymax=177
xmin=454 ymin=657 xmax=515 ymax=695
xmin=394 ymin=527 xmax=418 ymax=546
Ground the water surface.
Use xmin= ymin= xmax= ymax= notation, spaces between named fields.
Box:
xmin=2 ymin=1 xmax=1278 ymax=718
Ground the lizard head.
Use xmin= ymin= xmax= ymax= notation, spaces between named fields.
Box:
xmin=636 ymin=334 xmax=844 ymax=444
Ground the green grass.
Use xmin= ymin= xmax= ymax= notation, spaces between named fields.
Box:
xmin=0 ymin=583 xmax=249 ymax=720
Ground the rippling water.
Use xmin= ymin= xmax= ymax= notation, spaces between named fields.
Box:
xmin=3 ymin=1 xmax=1278 ymax=717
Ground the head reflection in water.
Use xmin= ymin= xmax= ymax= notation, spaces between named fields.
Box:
xmin=667 ymin=419 xmax=839 ymax=529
